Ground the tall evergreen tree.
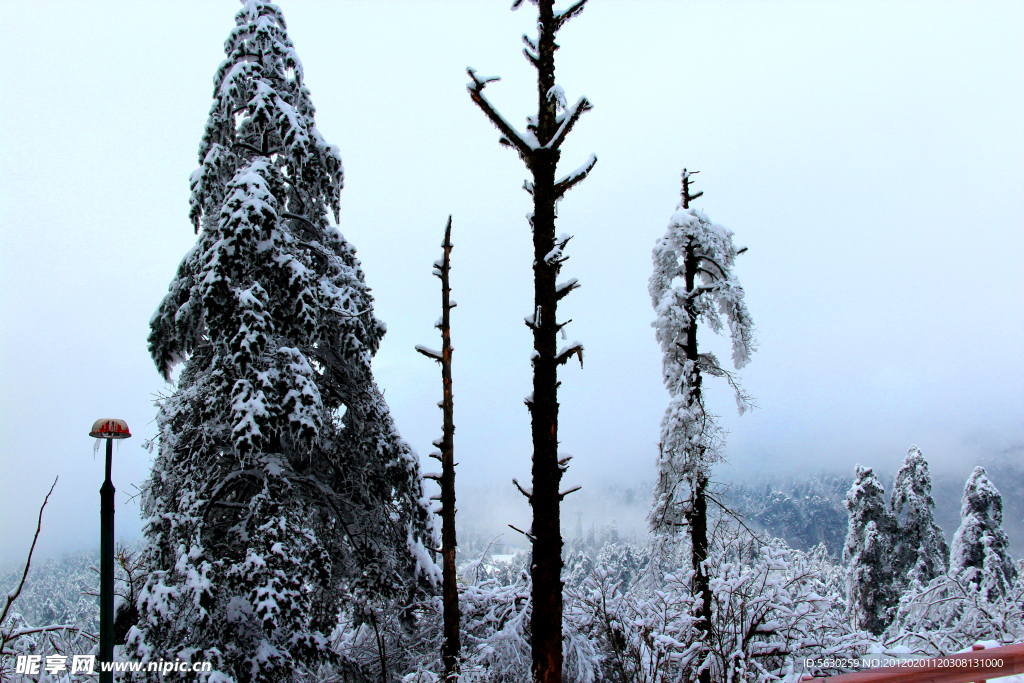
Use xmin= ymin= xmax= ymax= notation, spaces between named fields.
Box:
xmin=648 ymin=170 xmax=756 ymax=683
xmin=889 ymin=446 xmax=949 ymax=588
xmin=842 ymin=465 xmax=897 ymax=635
xmin=129 ymin=3 xmax=436 ymax=680
xmin=951 ymin=466 xmax=1017 ymax=597
xmin=466 ymin=1 xmax=595 ymax=680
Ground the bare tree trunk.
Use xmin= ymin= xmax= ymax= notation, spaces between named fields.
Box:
xmin=467 ymin=2 xmax=595 ymax=681
xmin=438 ymin=219 xmax=460 ymax=682
xmin=466 ymin=2 xmax=593 ymax=680
xmin=417 ymin=217 xmax=460 ymax=681
xmin=529 ymin=7 xmax=563 ymax=681
xmin=680 ymin=171 xmax=712 ymax=683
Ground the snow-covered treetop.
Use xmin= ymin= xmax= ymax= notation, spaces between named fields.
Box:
xmin=190 ymin=0 xmax=343 ymax=234
xmin=649 ymin=204 xmax=756 ymax=408
xmin=950 ymin=465 xmax=1017 ymax=598
xmin=961 ymin=466 xmax=1004 ymax=524
xmin=843 ymin=465 xmax=888 ymax=519
xmin=148 ymin=0 xmax=381 ymax=455
xmin=890 ymin=445 xmax=936 ymax=519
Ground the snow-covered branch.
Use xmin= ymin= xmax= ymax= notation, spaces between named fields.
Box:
xmin=556 ymin=342 xmax=584 ymax=367
xmin=552 ymin=0 xmax=590 ymax=29
xmin=546 ymin=97 xmax=593 ymax=151
xmin=414 ymin=345 xmax=444 ymax=363
xmin=554 ymin=153 xmax=598 ymax=199
xmin=466 ymin=68 xmax=535 ymax=163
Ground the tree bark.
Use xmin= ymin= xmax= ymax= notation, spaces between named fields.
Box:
xmin=467 ymin=3 xmax=594 ymax=680
xmin=530 ymin=6 xmax=563 ymax=682
xmin=417 ymin=217 xmax=460 ymax=681
xmin=681 ymin=171 xmax=712 ymax=683
xmin=438 ymin=219 xmax=460 ymax=683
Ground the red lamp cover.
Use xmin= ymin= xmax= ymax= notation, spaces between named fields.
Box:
xmin=89 ymin=418 xmax=131 ymax=439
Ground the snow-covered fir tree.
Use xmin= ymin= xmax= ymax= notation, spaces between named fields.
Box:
xmin=842 ymin=466 xmax=898 ymax=635
xmin=888 ymin=446 xmax=949 ymax=589
xmin=648 ymin=170 xmax=755 ymax=683
xmin=562 ymin=549 xmax=595 ymax=591
xmin=950 ymin=466 xmax=1017 ymax=598
xmin=130 ymin=3 xmax=435 ymax=680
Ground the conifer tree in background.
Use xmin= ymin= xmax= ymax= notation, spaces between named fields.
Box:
xmin=648 ymin=170 xmax=756 ymax=683
xmin=889 ymin=446 xmax=949 ymax=588
xmin=131 ymin=3 xmax=435 ymax=679
xmin=842 ymin=466 xmax=897 ymax=635
xmin=951 ymin=466 xmax=1017 ymax=598
xmin=466 ymin=1 xmax=595 ymax=681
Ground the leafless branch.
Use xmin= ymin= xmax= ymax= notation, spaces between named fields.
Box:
xmin=552 ymin=0 xmax=589 ymax=30
xmin=554 ymin=153 xmax=597 ymax=199
xmin=0 ymin=477 xmax=57 ymax=629
xmin=558 ymin=485 xmax=582 ymax=500
xmin=555 ymin=343 xmax=584 ymax=368
xmin=415 ymin=345 xmax=444 ymax=363
xmin=697 ymin=353 xmax=758 ymax=414
xmin=466 ymin=68 xmax=533 ymax=163
xmin=508 ymin=524 xmax=536 ymax=542
xmin=555 ymin=279 xmax=579 ymax=301
xmin=546 ymin=98 xmax=593 ymax=151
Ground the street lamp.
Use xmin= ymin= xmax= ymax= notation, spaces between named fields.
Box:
xmin=89 ymin=418 xmax=131 ymax=683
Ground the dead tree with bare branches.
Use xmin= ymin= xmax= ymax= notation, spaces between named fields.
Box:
xmin=415 ymin=216 xmax=460 ymax=682
xmin=466 ymin=1 xmax=595 ymax=681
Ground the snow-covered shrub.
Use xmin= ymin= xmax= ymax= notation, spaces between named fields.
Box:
xmin=886 ymin=558 xmax=1024 ymax=655
xmin=572 ymin=524 xmax=874 ymax=683
xmin=571 ymin=564 xmax=699 ymax=683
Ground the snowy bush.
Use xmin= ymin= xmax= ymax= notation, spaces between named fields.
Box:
xmin=571 ymin=525 xmax=875 ymax=683
xmin=886 ymin=558 xmax=1024 ymax=655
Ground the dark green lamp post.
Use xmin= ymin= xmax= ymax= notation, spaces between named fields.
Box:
xmin=89 ymin=418 xmax=131 ymax=683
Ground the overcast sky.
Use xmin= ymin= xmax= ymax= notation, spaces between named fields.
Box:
xmin=1 ymin=0 xmax=1021 ymax=568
